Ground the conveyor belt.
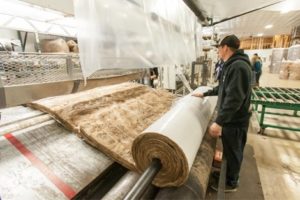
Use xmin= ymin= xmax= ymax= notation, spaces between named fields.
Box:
xmin=0 ymin=106 xmax=216 ymax=199
xmin=251 ymin=87 xmax=300 ymax=134
xmin=252 ymin=87 xmax=300 ymax=105
xmin=0 ymin=112 xmax=115 ymax=199
xmin=0 ymin=106 xmax=155 ymax=199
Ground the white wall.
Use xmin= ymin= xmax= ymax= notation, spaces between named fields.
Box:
xmin=0 ymin=28 xmax=18 ymax=40
xmin=0 ymin=28 xmax=74 ymax=52
xmin=20 ymin=0 xmax=74 ymax=15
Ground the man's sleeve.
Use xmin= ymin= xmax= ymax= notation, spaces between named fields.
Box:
xmin=154 ymin=67 xmax=159 ymax=77
xmin=215 ymin=64 xmax=249 ymax=126
xmin=203 ymin=85 xmax=219 ymax=96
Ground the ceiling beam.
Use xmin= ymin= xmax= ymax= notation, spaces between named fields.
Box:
xmin=183 ymin=0 xmax=209 ymax=25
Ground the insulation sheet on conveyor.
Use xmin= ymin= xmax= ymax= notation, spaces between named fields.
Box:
xmin=28 ymin=83 xmax=173 ymax=171
xmin=29 ymin=83 xmax=217 ymax=187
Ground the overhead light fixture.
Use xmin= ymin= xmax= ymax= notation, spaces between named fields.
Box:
xmin=0 ymin=0 xmax=64 ymax=21
xmin=280 ymin=1 xmax=293 ymax=14
xmin=281 ymin=9 xmax=291 ymax=14
xmin=257 ymin=33 xmax=263 ymax=37
xmin=265 ymin=24 xmax=273 ymax=29
xmin=202 ymin=27 xmax=213 ymax=36
xmin=0 ymin=0 xmax=76 ymax=36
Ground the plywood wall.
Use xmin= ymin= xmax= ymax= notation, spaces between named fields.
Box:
xmin=240 ymin=35 xmax=291 ymax=50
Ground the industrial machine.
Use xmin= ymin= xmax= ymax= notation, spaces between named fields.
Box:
xmin=252 ymin=86 xmax=300 ymax=134
xmin=0 ymin=103 xmax=216 ymax=200
xmin=0 ymin=52 xmax=145 ymax=108
xmin=0 ymin=51 xmax=217 ymax=199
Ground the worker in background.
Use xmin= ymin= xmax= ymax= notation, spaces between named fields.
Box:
xmin=251 ymin=53 xmax=262 ymax=86
xmin=150 ymin=67 xmax=159 ymax=88
xmin=192 ymin=35 xmax=252 ymax=193
xmin=214 ymin=58 xmax=224 ymax=82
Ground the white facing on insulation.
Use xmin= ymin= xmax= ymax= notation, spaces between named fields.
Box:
xmin=74 ymin=0 xmax=198 ymax=79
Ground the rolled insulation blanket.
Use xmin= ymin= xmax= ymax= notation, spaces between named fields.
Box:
xmin=132 ymin=86 xmax=217 ymax=187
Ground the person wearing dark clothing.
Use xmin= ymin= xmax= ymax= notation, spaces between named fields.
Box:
xmin=192 ymin=35 xmax=252 ymax=192
xmin=251 ymin=53 xmax=262 ymax=86
xmin=214 ymin=59 xmax=224 ymax=82
xmin=150 ymin=67 xmax=159 ymax=88
xmin=255 ymin=57 xmax=262 ymax=85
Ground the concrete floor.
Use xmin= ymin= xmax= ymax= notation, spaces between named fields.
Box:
xmin=207 ymin=69 xmax=300 ymax=200
xmin=248 ymin=70 xmax=300 ymax=200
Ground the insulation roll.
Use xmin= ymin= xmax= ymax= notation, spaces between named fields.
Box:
xmin=132 ymin=87 xmax=217 ymax=187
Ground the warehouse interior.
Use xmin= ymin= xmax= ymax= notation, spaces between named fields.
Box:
xmin=0 ymin=0 xmax=299 ymax=200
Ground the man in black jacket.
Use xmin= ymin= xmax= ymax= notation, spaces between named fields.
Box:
xmin=150 ymin=67 xmax=159 ymax=88
xmin=193 ymin=35 xmax=252 ymax=192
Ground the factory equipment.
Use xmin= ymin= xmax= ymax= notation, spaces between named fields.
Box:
xmin=0 ymin=52 xmax=145 ymax=108
xmin=160 ymin=65 xmax=193 ymax=95
xmin=252 ymin=87 xmax=300 ymax=134
xmin=190 ymin=56 xmax=212 ymax=89
xmin=0 ymin=92 xmax=217 ymax=199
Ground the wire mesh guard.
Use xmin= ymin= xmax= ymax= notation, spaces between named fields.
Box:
xmin=0 ymin=52 xmax=144 ymax=86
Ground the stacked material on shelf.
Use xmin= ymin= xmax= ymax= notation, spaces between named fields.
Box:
xmin=270 ymin=48 xmax=288 ymax=73
xmin=287 ymin=45 xmax=300 ymax=61
xmin=289 ymin=61 xmax=300 ymax=80
xmin=41 ymin=38 xmax=70 ymax=53
xmin=291 ymin=26 xmax=300 ymax=45
xmin=279 ymin=61 xmax=290 ymax=79
xmin=279 ymin=60 xmax=300 ymax=80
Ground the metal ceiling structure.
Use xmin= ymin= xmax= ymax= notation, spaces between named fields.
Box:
xmin=189 ymin=0 xmax=300 ymax=37
xmin=21 ymin=0 xmax=74 ymax=15
xmin=16 ymin=0 xmax=300 ymax=38
xmin=0 ymin=0 xmax=76 ymax=37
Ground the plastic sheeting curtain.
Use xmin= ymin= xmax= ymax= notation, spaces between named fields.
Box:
xmin=74 ymin=0 xmax=198 ymax=80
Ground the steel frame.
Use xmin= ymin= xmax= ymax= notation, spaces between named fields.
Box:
xmin=251 ymin=87 xmax=300 ymax=134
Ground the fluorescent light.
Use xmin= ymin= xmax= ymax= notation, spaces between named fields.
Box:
xmin=202 ymin=27 xmax=213 ymax=36
xmin=51 ymin=17 xmax=77 ymax=28
xmin=280 ymin=1 xmax=293 ymax=14
xmin=257 ymin=33 xmax=263 ymax=37
xmin=29 ymin=20 xmax=51 ymax=32
xmin=48 ymin=24 xmax=68 ymax=36
xmin=265 ymin=24 xmax=273 ymax=29
xmin=0 ymin=0 xmax=64 ymax=21
xmin=0 ymin=13 xmax=11 ymax=25
xmin=0 ymin=0 xmax=77 ymax=36
xmin=6 ymin=17 xmax=34 ymax=32
xmin=281 ymin=9 xmax=291 ymax=14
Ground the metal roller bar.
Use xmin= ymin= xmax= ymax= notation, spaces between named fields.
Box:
xmin=257 ymin=91 xmax=269 ymax=101
xmin=251 ymin=86 xmax=300 ymax=134
xmin=291 ymin=94 xmax=300 ymax=101
xmin=278 ymin=88 xmax=291 ymax=94
xmin=268 ymin=88 xmax=287 ymax=103
xmin=273 ymin=88 xmax=297 ymax=103
xmin=254 ymin=87 xmax=300 ymax=105
xmin=286 ymin=88 xmax=300 ymax=93
xmin=124 ymin=159 xmax=162 ymax=200
xmin=276 ymin=88 xmax=299 ymax=103
xmin=259 ymin=88 xmax=277 ymax=102
xmin=252 ymin=89 xmax=261 ymax=101
xmin=266 ymin=90 xmax=279 ymax=102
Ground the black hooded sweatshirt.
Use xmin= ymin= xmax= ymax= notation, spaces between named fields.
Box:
xmin=204 ymin=50 xmax=252 ymax=127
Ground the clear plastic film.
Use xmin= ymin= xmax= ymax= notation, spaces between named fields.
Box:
xmin=74 ymin=0 xmax=198 ymax=79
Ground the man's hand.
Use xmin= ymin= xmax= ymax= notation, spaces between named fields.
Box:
xmin=192 ymin=92 xmax=204 ymax=98
xmin=150 ymin=75 xmax=157 ymax=80
xmin=209 ymin=122 xmax=222 ymax=137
